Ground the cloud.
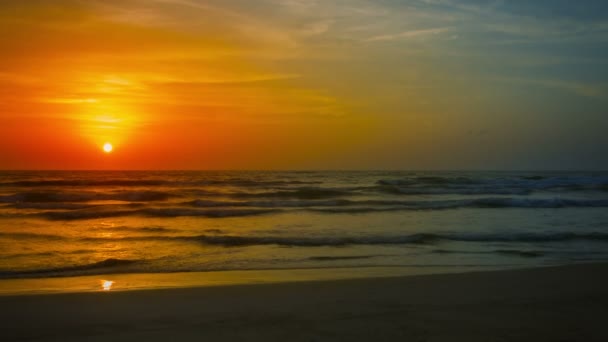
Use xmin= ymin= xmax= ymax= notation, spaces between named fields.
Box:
xmin=496 ymin=77 xmax=607 ymax=99
xmin=364 ymin=27 xmax=450 ymax=42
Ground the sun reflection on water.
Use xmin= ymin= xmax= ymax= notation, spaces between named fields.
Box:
xmin=101 ymin=280 xmax=114 ymax=291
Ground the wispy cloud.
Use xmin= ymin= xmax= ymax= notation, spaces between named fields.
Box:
xmin=365 ymin=27 xmax=450 ymax=42
xmin=497 ymin=77 xmax=607 ymax=99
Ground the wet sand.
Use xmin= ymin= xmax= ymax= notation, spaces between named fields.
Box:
xmin=1 ymin=263 xmax=607 ymax=341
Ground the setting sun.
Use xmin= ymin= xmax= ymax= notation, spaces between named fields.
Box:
xmin=103 ymin=143 xmax=113 ymax=153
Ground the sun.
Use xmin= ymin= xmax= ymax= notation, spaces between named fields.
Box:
xmin=103 ymin=142 xmax=113 ymax=153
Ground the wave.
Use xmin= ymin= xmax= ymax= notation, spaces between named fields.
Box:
xmin=229 ymin=187 xmax=353 ymax=200
xmin=10 ymin=202 xmax=101 ymax=210
xmin=307 ymin=255 xmax=383 ymax=261
xmin=0 ymin=260 xmax=499 ymax=280
xmin=140 ymin=208 xmax=279 ymax=218
xmin=465 ymin=198 xmax=608 ymax=208
xmin=70 ymin=232 xmax=417 ymax=246
xmin=195 ymin=179 xmax=323 ymax=187
xmin=376 ymin=175 xmax=608 ymax=195
xmin=0 ymin=232 xmax=65 ymax=240
xmin=0 ymin=190 xmax=173 ymax=203
xmin=520 ymin=176 xmax=546 ymax=180
xmin=2 ymin=252 xmax=57 ymax=258
xmin=203 ymin=229 xmax=225 ymax=234
xmin=40 ymin=207 xmax=281 ymax=220
xmin=0 ymin=178 xmax=322 ymax=188
xmin=182 ymin=232 xmax=608 ymax=247
xmin=7 ymin=191 xmax=607 ymax=213
xmin=432 ymin=249 xmax=544 ymax=258
xmin=21 ymin=197 xmax=608 ymax=221
xmin=91 ymin=226 xmax=178 ymax=233
xmin=2 ymin=173 xmax=607 ymax=197
xmin=74 ymin=231 xmax=608 ymax=247
xmin=0 ymin=258 xmax=138 ymax=278
xmin=42 ymin=209 xmax=137 ymax=220
xmin=309 ymin=198 xmax=608 ymax=213
xmin=187 ymin=199 xmax=354 ymax=208
xmin=1 ymin=249 xmax=95 ymax=260
xmin=0 ymin=180 xmax=168 ymax=187
xmin=189 ymin=197 xmax=608 ymax=210
xmin=0 ymin=187 xmax=353 ymax=205
xmin=378 ymin=176 xmax=477 ymax=186
xmin=6 ymin=230 xmax=607 ymax=247
xmin=375 ymin=186 xmax=533 ymax=195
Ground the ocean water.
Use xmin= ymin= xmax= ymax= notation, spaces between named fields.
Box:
xmin=1 ymin=171 xmax=608 ymax=286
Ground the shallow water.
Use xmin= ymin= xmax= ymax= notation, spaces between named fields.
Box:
xmin=1 ymin=171 xmax=607 ymax=282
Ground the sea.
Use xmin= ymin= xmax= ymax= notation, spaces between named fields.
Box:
xmin=1 ymin=171 xmax=608 ymax=292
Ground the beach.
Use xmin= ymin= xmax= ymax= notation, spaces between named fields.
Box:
xmin=2 ymin=263 xmax=607 ymax=341
xmin=2 ymin=171 xmax=608 ymax=341
xmin=2 ymin=0 xmax=607 ymax=340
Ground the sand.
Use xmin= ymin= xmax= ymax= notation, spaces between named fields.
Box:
xmin=1 ymin=263 xmax=607 ymax=341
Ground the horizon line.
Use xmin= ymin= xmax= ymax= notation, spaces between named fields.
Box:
xmin=0 ymin=169 xmax=606 ymax=172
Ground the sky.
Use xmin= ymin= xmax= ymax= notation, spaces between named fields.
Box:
xmin=0 ymin=0 xmax=607 ymax=170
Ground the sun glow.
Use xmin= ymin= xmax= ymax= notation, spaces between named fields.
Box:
xmin=103 ymin=142 xmax=113 ymax=153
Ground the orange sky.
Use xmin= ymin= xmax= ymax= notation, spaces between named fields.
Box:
xmin=0 ymin=1 xmax=377 ymax=169
xmin=1 ymin=1 xmax=606 ymax=170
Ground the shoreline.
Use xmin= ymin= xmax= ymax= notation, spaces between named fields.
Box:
xmin=1 ymin=262 xmax=607 ymax=341
xmin=0 ymin=263 xmax=521 ymax=296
